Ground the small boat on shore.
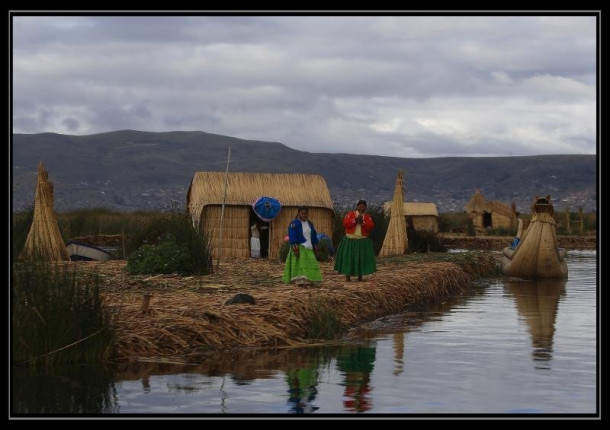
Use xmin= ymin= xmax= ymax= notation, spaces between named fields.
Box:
xmin=501 ymin=195 xmax=568 ymax=279
xmin=66 ymin=241 xmax=112 ymax=262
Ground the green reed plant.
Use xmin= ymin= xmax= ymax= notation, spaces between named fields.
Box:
xmin=12 ymin=205 xmax=34 ymax=258
xmin=438 ymin=212 xmax=471 ymax=234
xmin=12 ymin=261 xmax=115 ymax=367
xmin=485 ymin=226 xmax=516 ymax=236
xmin=55 ymin=208 xmax=170 ymax=251
xmin=12 ymin=363 xmax=119 ymax=414
xmin=315 ymin=237 xmax=332 ymax=262
xmin=407 ymin=229 xmax=447 ymax=253
xmin=366 ymin=205 xmax=389 ymax=255
xmin=126 ymin=209 xmax=211 ymax=276
xmin=279 ymin=241 xmax=290 ymax=262
xmin=304 ymin=296 xmax=343 ymax=340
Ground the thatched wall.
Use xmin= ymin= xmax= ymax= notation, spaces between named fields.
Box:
xmin=465 ymin=190 xmax=516 ymax=231
xmin=202 ymin=206 xmax=250 ymax=259
xmin=411 ymin=215 xmax=439 ymax=232
xmin=202 ymin=205 xmax=334 ymax=259
xmin=470 ymin=212 xmax=513 ymax=231
xmin=189 ymin=172 xmax=334 ymax=259
xmin=490 ymin=212 xmax=513 ymax=229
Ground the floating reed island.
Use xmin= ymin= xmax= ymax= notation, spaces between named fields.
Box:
xmin=78 ymin=252 xmax=499 ymax=364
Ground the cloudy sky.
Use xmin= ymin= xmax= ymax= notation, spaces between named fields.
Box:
xmin=11 ymin=13 xmax=598 ymax=158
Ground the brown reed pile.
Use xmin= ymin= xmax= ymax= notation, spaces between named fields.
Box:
xmin=378 ymin=170 xmax=407 ymax=257
xmin=20 ymin=162 xmax=69 ymax=261
xmin=74 ymin=253 xmax=497 ymax=363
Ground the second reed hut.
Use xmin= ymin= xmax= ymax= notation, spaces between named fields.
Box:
xmin=465 ymin=189 xmax=517 ymax=233
xmin=383 ymin=201 xmax=440 ymax=233
xmin=187 ymin=172 xmax=334 ymax=259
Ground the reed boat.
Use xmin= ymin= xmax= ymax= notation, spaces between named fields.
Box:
xmin=501 ymin=195 xmax=568 ymax=278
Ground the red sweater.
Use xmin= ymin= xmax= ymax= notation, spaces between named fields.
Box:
xmin=343 ymin=211 xmax=374 ymax=237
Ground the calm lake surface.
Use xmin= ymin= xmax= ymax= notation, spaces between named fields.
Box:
xmin=11 ymin=250 xmax=598 ymax=417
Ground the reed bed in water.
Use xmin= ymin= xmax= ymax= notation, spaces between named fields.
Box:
xmin=74 ymin=252 xmax=497 ymax=363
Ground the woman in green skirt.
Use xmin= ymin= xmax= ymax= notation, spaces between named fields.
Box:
xmin=283 ymin=206 xmax=322 ymax=286
xmin=334 ymin=200 xmax=376 ymax=282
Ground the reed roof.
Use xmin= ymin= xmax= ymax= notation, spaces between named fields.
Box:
xmin=465 ymin=190 xmax=515 ymax=218
xmin=486 ymin=200 xmax=516 ymax=218
xmin=383 ymin=201 xmax=439 ymax=217
xmin=464 ymin=189 xmax=486 ymax=213
xmin=187 ymin=172 xmax=334 ymax=219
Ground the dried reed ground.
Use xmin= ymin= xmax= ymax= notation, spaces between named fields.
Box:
xmin=78 ymin=254 xmax=498 ymax=363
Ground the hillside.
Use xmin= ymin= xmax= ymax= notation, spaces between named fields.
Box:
xmin=11 ymin=130 xmax=597 ymax=213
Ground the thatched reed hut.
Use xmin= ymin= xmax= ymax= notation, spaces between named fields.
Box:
xmin=187 ymin=172 xmax=334 ymax=259
xmin=20 ymin=162 xmax=69 ymax=261
xmin=464 ymin=189 xmax=517 ymax=233
xmin=382 ymin=202 xmax=439 ymax=233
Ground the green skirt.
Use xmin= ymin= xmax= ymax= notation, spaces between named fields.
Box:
xmin=333 ymin=236 xmax=376 ymax=276
xmin=282 ymin=245 xmax=323 ymax=284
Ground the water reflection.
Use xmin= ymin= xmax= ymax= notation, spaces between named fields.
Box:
xmin=11 ymin=251 xmax=595 ymax=415
xmin=503 ymin=277 xmax=567 ymax=369
xmin=112 ymin=348 xmax=291 ymax=386
xmin=393 ymin=333 xmax=404 ymax=376
xmin=336 ymin=343 xmax=377 ymax=413
xmin=12 ymin=364 xmax=118 ymax=415
xmin=284 ymin=347 xmax=334 ymax=414
xmin=286 ymin=363 xmax=320 ymax=413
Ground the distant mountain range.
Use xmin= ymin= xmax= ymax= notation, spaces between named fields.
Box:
xmin=11 ymin=130 xmax=597 ymax=214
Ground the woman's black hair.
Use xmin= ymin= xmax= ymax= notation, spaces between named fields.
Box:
xmin=295 ymin=205 xmax=309 ymax=218
xmin=357 ymin=199 xmax=367 ymax=207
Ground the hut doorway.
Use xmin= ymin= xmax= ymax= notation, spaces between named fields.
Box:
xmin=249 ymin=208 xmax=270 ymax=258
xmin=483 ymin=212 xmax=492 ymax=229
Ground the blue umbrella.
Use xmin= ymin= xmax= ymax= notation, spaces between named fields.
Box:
xmin=252 ymin=196 xmax=282 ymax=222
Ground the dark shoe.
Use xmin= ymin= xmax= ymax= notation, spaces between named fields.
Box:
xmin=346 ymin=275 xmax=351 ymax=282
xmin=357 ymin=275 xmax=363 ymax=282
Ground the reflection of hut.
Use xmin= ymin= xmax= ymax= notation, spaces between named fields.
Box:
xmin=187 ymin=172 xmax=334 ymax=259
xmin=20 ymin=162 xmax=69 ymax=261
xmin=465 ymin=189 xmax=517 ymax=233
xmin=504 ymin=278 xmax=566 ymax=366
xmin=393 ymin=332 xmax=404 ymax=376
xmin=382 ymin=202 xmax=439 ymax=232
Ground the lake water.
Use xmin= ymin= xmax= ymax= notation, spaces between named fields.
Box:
xmin=11 ymin=250 xmax=598 ymax=418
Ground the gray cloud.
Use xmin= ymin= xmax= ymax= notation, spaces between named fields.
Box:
xmin=11 ymin=14 xmax=597 ymax=157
